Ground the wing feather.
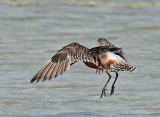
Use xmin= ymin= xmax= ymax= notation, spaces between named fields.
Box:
xmin=30 ymin=43 xmax=101 ymax=83
xmin=55 ymin=62 xmax=62 ymax=77
xmin=37 ymin=61 xmax=53 ymax=82
xmin=64 ymin=58 xmax=70 ymax=71
xmin=43 ymin=62 xmax=54 ymax=81
xmin=60 ymin=61 xmax=65 ymax=75
xmin=30 ymin=60 xmax=52 ymax=83
xmin=96 ymin=38 xmax=126 ymax=60
xmin=97 ymin=38 xmax=116 ymax=48
xmin=50 ymin=63 xmax=59 ymax=79
xmin=48 ymin=63 xmax=57 ymax=80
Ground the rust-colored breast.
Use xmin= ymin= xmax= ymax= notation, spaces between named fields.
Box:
xmin=101 ymin=55 xmax=108 ymax=60
xmin=84 ymin=55 xmax=109 ymax=69
xmin=108 ymin=59 xmax=116 ymax=64
xmin=102 ymin=59 xmax=116 ymax=69
xmin=84 ymin=62 xmax=99 ymax=69
xmin=84 ymin=55 xmax=117 ymax=70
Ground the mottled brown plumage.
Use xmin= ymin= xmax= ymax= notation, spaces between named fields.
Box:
xmin=30 ymin=43 xmax=101 ymax=83
xmin=30 ymin=38 xmax=136 ymax=97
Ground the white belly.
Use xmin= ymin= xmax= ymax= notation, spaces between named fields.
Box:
xmin=105 ymin=51 xmax=126 ymax=64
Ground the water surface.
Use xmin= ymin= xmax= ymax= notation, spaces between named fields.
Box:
xmin=0 ymin=0 xmax=160 ymax=117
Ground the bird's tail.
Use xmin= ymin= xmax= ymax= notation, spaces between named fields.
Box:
xmin=125 ymin=64 xmax=136 ymax=72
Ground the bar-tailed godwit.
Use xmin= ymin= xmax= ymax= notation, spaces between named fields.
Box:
xmin=30 ymin=38 xmax=136 ymax=98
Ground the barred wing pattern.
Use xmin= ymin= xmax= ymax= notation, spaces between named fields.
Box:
xmin=97 ymin=38 xmax=116 ymax=48
xmin=30 ymin=43 xmax=101 ymax=83
xmin=97 ymin=38 xmax=125 ymax=60
xmin=97 ymin=38 xmax=136 ymax=72
xmin=111 ymin=64 xmax=136 ymax=72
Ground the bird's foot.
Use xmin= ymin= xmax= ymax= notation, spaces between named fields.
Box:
xmin=100 ymin=87 xmax=107 ymax=98
xmin=110 ymin=85 xmax=115 ymax=96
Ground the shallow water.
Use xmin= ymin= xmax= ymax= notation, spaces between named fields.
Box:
xmin=0 ymin=0 xmax=160 ymax=117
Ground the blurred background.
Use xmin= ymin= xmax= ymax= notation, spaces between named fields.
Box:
xmin=0 ymin=0 xmax=160 ymax=117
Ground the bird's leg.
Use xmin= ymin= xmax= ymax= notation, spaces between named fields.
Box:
xmin=100 ymin=71 xmax=111 ymax=98
xmin=110 ymin=72 xmax=118 ymax=96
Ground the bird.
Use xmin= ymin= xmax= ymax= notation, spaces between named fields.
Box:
xmin=30 ymin=38 xmax=136 ymax=98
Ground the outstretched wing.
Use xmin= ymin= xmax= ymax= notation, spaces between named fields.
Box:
xmin=97 ymin=38 xmax=116 ymax=48
xmin=96 ymin=38 xmax=126 ymax=60
xmin=30 ymin=43 xmax=101 ymax=83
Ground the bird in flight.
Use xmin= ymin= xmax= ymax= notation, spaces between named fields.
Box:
xmin=30 ymin=38 xmax=136 ymax=98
